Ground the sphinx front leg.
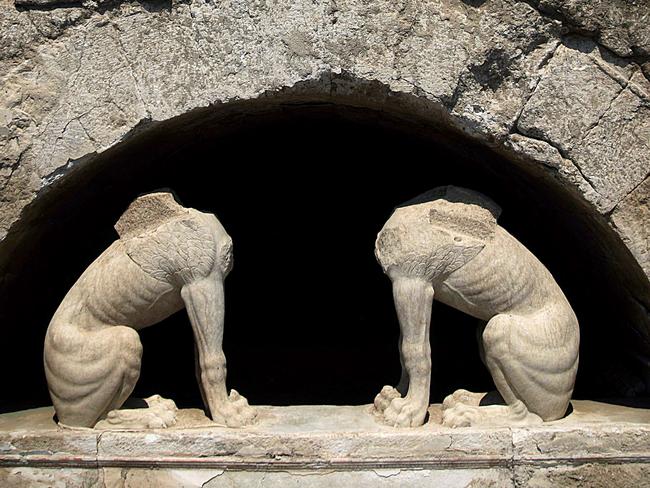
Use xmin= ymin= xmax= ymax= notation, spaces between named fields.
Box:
xmin=181 ymin=275 xmax=256 ymax=427
xmin=373 ymin=332 xmax=410 ymax=415
xmin=374 ymin=277 xmax=434 ymax=427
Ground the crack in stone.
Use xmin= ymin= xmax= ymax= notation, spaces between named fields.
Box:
xmin=508 ymin=41 xmax=605 ymax=201
xmin=510 ymin=41 xmax=561 ymax=132
xmin=509 ymin=428 xmax=517 ymax=488
xmin=509 ymin=77 xmax=539 ymax=131
xmin=46 ymin=104 xmax=98 ymax=167
xmin=588 ymin=53 xmax=632 ymax=89
xmin=18 ymin=4 xmax=93 ymax=48
xmin=107 ymin=98 xmax=128 ymax=118
xmin=536 ymin=40 xmax=562 ymax=71
xmin=517 ymin=0 xmax=650 ymax=67
xmin=608 ymin=171 xmax=650 ymax=217
xmin=69 ymin=25 xmax=89 ymax=84
xmin=582 ymin=69 xmax=635 ymax=142
xmin=110 ymin=22 xmax=150 ymax=119
xmin=78 ymin=118 xmax=98 ymax=146
xmin=201 ymin=470 xmax=225 ymax=487
xmin=397 ymin=76 xmax=439 ymax=101
xmin=96 ymin=430 xmax=103 ymax=485
xmin=513 ymin=128 xmax=600 ymax=199
xmin=372 ymin=468 xmax=401 ymax=478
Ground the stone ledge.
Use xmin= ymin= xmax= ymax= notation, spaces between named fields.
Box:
xmin=1 ymin=401 xmax=649 ymax=472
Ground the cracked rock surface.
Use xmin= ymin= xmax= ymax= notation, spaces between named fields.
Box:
xmin=0 ymin=0 xmax=648 ymax=232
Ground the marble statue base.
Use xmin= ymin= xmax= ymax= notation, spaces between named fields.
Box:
xmin=1 ymin=401 xmax=649 ymax=487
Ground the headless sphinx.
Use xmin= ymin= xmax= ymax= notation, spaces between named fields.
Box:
xmin=44 ymin=192 xmax=255 ymax=428
xmin=373 ymin=186 xmax=579 ymax=428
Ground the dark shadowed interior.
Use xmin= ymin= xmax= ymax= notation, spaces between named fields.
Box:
xmin=1 ymin=101 xmax=648 ymax=414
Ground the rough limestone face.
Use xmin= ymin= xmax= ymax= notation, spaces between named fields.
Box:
xmin=43 ymin=192 xmax=256 ymax=429
xmin=373 ymin=186 xmax=580 ymax=428
xmin=0 ymin=0 xmax=648 ymax=377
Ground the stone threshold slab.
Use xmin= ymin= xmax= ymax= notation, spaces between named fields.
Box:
xmin=1 ymin=401 xmax=649 ymax=471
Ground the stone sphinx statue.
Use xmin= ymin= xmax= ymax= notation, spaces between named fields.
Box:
xmin=372 ymin=186 xmax=580 ymax=428
xmin=43 ymin=192 xmax=256 ymax=429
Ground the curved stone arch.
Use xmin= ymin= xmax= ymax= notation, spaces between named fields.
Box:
xmin=2 ymin=69 xmax=646 ymax=260
xmin=0 ymin=71 xmax=648 ymax=408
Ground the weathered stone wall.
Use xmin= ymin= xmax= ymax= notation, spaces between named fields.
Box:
xmin=0 ymin=0 xmax=648 ymax=343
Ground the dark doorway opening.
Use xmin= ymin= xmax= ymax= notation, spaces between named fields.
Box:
xmin=0 ymin=103 xmax=647 ymax=413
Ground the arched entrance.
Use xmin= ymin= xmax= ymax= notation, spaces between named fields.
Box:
xmin=0 ymin=92 xmax=648 ymax=412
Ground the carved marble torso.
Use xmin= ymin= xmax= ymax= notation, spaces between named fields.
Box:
xmin=375 ymin=186 xmax=573 ymax=320
xmin=49 ymin=208 xmax=230 ymax=332
xmin=438 ymin=227 xmax=571 ymax=321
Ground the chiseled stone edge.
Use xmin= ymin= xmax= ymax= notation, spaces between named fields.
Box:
xmin=1 ymin=424 xmax=650 ymax=470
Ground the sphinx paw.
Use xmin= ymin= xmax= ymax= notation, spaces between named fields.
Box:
xmin=212 ymin=390 xmax=257 ymax=427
